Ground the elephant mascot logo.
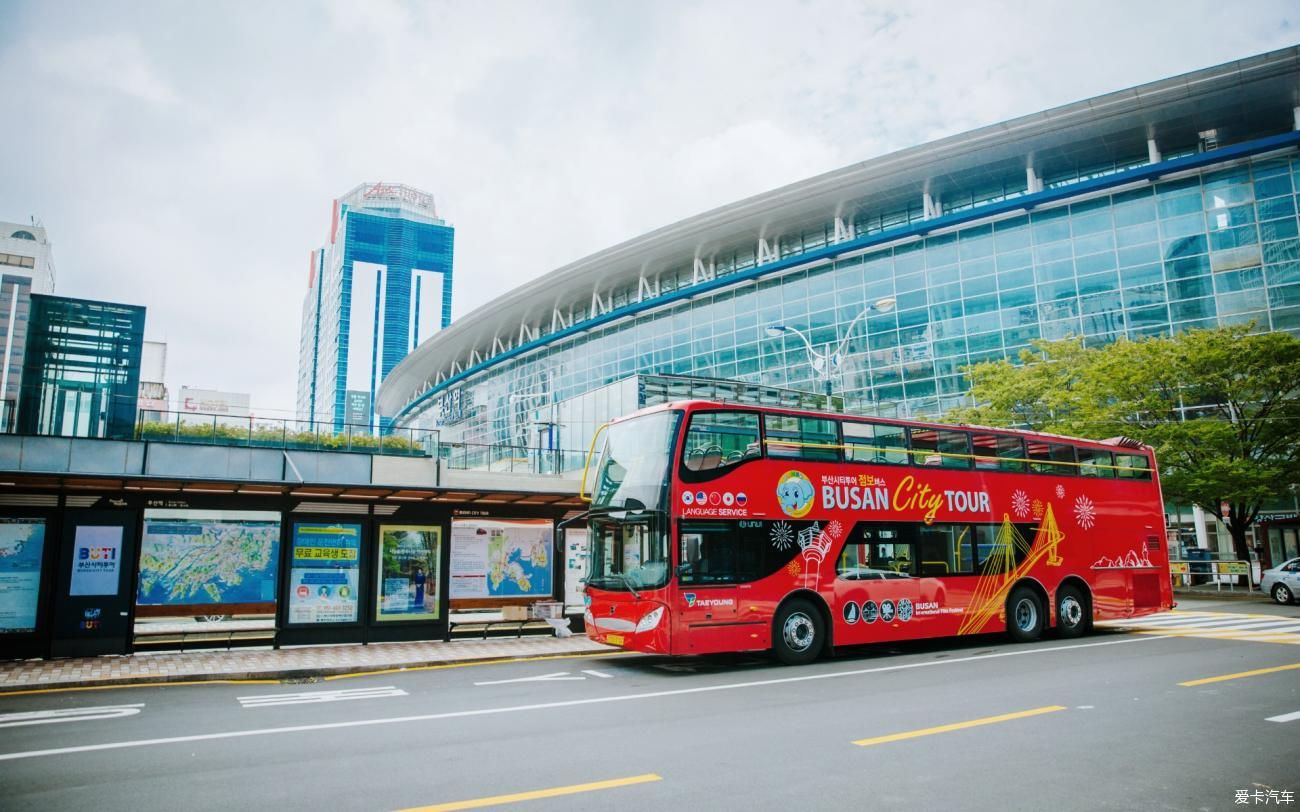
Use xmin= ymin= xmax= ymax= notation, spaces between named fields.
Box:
xmin=776 ymin=470 xmax=815 ymax=518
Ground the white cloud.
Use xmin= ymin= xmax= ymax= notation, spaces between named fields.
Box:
xmin=0 ymin=0 xmax=1295 ymax=417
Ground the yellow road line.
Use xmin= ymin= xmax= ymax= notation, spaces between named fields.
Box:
xmin=853 ymin=705 xmax=1067 ymax=747
xmin=323 ymin=650 xmax=628 ymax=681
xmin=1179 ymin=662 xmax=1300 ymax=687
xmin=0 ymin=650 xmax=627 ymax=698
xmin=0 ymin=678 xmax=279 ymax=698
xmin=1132 ymin=629 xmax=1300 ymax=644
xmin=397 ymin=773 xmax=662 ymax=811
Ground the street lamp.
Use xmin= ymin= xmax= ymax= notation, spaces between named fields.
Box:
xmin=766 ymin=297 xmax=897 ymax=410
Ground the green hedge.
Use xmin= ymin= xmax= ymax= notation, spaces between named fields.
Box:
xmin=136 ymin=420 xmax=427 ymax=455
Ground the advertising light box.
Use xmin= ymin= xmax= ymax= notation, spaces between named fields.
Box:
xmin=287 ymin=523 xmax=361 ymax=624
xmin=137 ymin=510 xmax=281 ymax=608
xmin=450 ymin=518 xmax=553 ymax=599
xmin=375 ymin=525 xmax=441 ymax=622
xmin=0 ymin=518 xmax=46 ymax=634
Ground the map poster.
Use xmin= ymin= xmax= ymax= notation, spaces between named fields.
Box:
xmin=287 ymin=523 xmax=361 ymax=625
xmin=0 ymin=519 xmax=46 ymax=634
xmin=449 ymin=519 xmax=554 ymax=599
xmin=375 ymin=525 xmax=441 ymax=622
xmin=137 ymin=511 xmax=281 ymax=608
xmin=69 ymin=526 xmax=124 ymax=597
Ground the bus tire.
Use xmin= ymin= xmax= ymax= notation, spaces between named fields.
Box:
xmin=1054 ymin=584 xmax=1090 ymax=638
xmin=773 ymin=599 xmax=823 ymax=665
xmin=1006 ymin=586 xmax=1045 ymax=643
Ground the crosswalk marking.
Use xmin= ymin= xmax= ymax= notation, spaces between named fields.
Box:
xmin=237 ymin=686 xmax=407 ymax=709
xmin=1266 ymin=710 xmax=1300 ymax=723
xmin=1099 ymin=611 xmax=1300 ymax=646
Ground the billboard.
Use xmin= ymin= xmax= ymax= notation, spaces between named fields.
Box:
xmin=450 ymin=519 xmax=553 ymax=599
xmin=375 ymin=525 xmax=440 ymax=622
xmin=137 ymin=511 xmax=280 ymax=608
xmin=0 ymin=519 xmax=45 ymax=633
xmin=287 ymin=522 xmax=361 ymax=624
xmin=179 ymin=386 xmax=251 ymax=417
xmin=69 ymin=526 xmax=124 ymax=597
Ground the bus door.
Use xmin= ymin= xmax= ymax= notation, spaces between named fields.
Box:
xmin=676 ymin=522 xmax=753 ymax=653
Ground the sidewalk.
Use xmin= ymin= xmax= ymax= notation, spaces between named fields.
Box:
xmin=0 ymin=634 xmax=615 ymax=694
xmin=1173 ymin=583 xmax=1271 ymax=602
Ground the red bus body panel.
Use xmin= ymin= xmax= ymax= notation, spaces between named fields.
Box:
xmin=585 ymin=402 xmax=1172 ymax=656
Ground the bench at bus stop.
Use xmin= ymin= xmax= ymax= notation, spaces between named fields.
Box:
xmin=445 ymin=607 xmax=573 ymax=641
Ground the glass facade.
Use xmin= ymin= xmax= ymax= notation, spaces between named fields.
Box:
xmin=16 ymin=295 xmax=145 ymax=439
xmin=298 ymin=184 xmax=455 ymax=434
xmin=399 ymin=151 xmax=1300 ymax=451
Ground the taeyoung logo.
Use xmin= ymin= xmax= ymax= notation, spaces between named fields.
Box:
xmin=776 ymin=470 xmax=815 ymax=518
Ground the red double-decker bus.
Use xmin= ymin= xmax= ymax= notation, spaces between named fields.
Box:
xmin=579 ymin=400 xmax=1171 ymax=664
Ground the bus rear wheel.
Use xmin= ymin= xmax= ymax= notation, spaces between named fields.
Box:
xmin=1006 ymin=587 xmax=1045 ymax=643
xmin=773 ymin=599 xmax=823 ymax=665
xmin=1055 ymin=584 xmax=1091 ymax=639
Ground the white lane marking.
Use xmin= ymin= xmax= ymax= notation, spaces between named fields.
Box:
xmin=0 ymin=704 xmax=145 ymax=729
xmin=1265 ymin=710 xmax=1300 ymax=723
xmin=237 ymin=687 xmax=407 ymax=709
xmin=473 ymin=671 xmax=586 ymax=686
xmin=582 ymin=670 xmax=614 ymax=679
xmin=0 ymin=635 xmax=1166 ymax=762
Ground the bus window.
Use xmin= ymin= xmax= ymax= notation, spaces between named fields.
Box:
xmin=1077 ymin=447 xmax=1115 ymax=478
xmin=971 ymin=433 xmax=1027 ymax=472
xmin=1028 ymin=441 xmax=1077 ymax=475
xmin=909 ymin=428 xmax=972 ymax=469
xmin=843 ymin=421 xmax=909 ymax=465
xmin=1115 ymin=453 xmax=1152 ymax=480
xmin=845 ymin=524 xmax=918 ymax=576
xmin=681 ymin=411 xmax=760 ymax=475
xmin=682 ymin=520 xmax=803 ymax=584
xmin=974 ymin=522 xmax=1034 ymax=571
xmin=764 ymin=413 xmax=840 ymax=461
xmin=918 ymin=524 xmax=974 ymax=576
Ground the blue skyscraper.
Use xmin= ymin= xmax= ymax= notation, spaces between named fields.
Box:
xmin=297 ymin=182 xmax=454 ymax=432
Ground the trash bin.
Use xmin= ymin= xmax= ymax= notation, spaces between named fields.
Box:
xmin=1184 ymin=547 xmax=1212 ymax=585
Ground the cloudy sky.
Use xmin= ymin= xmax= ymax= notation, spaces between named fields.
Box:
xmin=1 ymin=1 xmax=1296 ymax=418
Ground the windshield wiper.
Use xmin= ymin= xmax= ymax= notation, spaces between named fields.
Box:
xmin=612 ymin=572 xmax=641 ymax=600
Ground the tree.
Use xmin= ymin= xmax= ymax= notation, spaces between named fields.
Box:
xmin=948 ymin=326 xmax=1300 ymax=561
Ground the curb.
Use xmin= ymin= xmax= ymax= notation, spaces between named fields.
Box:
xmin=1173 ymin=589 xmax=1270 ymax=603
xmin=0 ymin=646 xmax=619 ymax=695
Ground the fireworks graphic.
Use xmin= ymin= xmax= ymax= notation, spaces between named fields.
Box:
xmin=1055 ymin=484 xmax=1065 ymax=499
xmin=769 ymin=521 xmax=794 ymax=550
xmin=785 ymin=560 xmax=802 ymax=577
xmin=1073 ymin=495 xmax=1097 ymax=530
xmin=1011 ymin=490 xmax=1030 ymax=519
xmin=1031 ymin=499 xmax=1044 ymax=520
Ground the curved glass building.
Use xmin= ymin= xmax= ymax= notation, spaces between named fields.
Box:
xmin=378 ymin=48 xmax=1300 ymax=461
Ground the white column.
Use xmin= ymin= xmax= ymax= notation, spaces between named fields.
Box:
xmin=1192 ymin=504 xmax=1210 ymax=549
xmin=1147 ymin=137 xmax=1161 ymax=164
xmin=1025 ymin=166 xmax=1042 ymax=194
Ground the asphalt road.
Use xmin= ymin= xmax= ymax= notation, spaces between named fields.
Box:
xmin=2 ymin=600 xmax=1297 ymax=812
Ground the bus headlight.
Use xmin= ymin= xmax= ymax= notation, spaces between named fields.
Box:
xmin=636 ymin=606 xmax=665 ymax=633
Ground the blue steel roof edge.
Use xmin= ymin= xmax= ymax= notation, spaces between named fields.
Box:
xmin=390 ymin=129 xmax=1300 ymax=425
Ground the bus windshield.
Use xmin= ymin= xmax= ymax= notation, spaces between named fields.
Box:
xmin=587 ymin=516 xmax=671 ymax=592
xmin=591 ymin=410 xmax=681 ymax=511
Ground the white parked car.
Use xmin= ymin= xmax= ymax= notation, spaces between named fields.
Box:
xmin=1260 ymin=557 xmax=1300 ymax=605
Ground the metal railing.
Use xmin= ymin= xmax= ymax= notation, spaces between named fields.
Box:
xmin=436 ymin=442 xmax=589 ymax=474
xmin=1169 ymin=555 xmax=1258 ymax=592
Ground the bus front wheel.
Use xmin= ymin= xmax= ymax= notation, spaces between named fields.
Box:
xmin=773 ymin=599 xmax=823 ymax=665
xmin=1006 ymin=587 xmax=1045 ymax=643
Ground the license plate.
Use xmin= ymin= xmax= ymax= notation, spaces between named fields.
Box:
xmin=606 ymin=634 xmax=624 ymax=646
